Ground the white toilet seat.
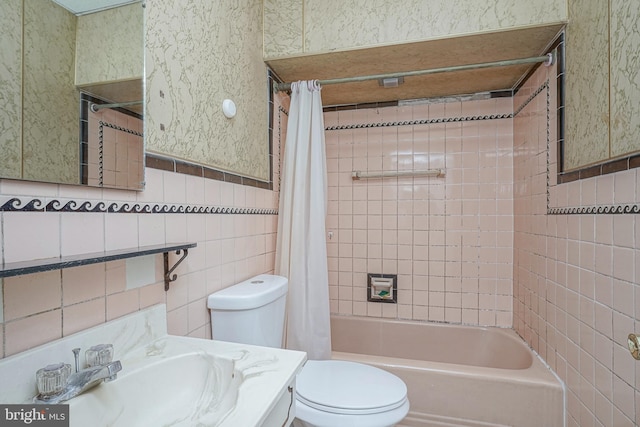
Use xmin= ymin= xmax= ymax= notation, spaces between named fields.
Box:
xmin=295 ymin=360 xmax=409 ymax=427
xmin=295 ymin=397 xmax=410 ymax=427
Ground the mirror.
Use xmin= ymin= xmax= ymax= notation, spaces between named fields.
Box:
xmin=0 ymin=0 xmax=144 ymax=190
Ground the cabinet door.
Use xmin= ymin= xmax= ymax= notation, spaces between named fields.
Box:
xmin=261 ymin=382 xmax=296 ymax=427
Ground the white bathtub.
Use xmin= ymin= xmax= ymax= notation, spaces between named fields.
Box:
xmin=331 ymin=315 xmax=564 ymax=427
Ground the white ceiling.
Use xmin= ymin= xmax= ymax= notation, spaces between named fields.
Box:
xmin=50 ymin=0 xmax=140 ymax=15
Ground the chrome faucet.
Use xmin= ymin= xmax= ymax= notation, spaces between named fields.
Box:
xmin=33 ymin=345 xmax=122 ymax=404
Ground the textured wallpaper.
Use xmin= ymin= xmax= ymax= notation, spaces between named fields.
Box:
xmin=263 ymin=0 xmax=303 ymax=58
xmin=564 ymin=0 xmax=640 ymax=170
xmin=145 ymin=0 xmax=270 ymax=181
xmin=610 ymin=0 xmax=640 ymax=159
xmin=75 ymin=3 xmax=143 ymax=87
xmin=264 ymin=0 xmax=567 ymax=57
xmin=22 ymin=0 xmax=79 ymax=184
xmin=0 ymin=0 xmax=22 ymax=180
xmin=563 ymin=0 xmax=610 ymax=170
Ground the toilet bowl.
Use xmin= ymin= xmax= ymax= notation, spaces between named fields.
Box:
xmin=293 ymin=360 xmax=409 ymax=427
xmin=207 ymin=275 xmax=410 ymax=427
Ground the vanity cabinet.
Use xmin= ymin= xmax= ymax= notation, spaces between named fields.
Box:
xmin=262 ymin=380 xmax=297 ymax=427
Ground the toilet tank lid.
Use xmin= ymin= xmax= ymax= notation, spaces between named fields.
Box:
xmin=207 ymin=274 xmax=288 ymax=310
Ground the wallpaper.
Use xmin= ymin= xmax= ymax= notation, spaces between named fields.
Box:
xmin=264 ymin=0 xmax=567 ymax=57
xmin=610 ymin=0 xmax=640 ymax=159
xmin=145 ymin=0 xmax=270 ymax=182
xmin=263 ymin=0 xmax=303 ymax=58
xmin=22 ymin=0 xmax=79 ymax=184
xmin=0 ymin=0 xmax=22 ymax=180
xmin=75 ymin=3 xmax=143 ymax=86
xmin=563 ymin=0 xmax=609 ymax=170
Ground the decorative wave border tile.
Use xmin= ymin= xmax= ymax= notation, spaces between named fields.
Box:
xmin=0 ymin=197 xmax=277 ymax=216
xmin=548 ymin=204 xmax=640 ymax=215
xmin=324 ymin=113 xmax=513 ymax=131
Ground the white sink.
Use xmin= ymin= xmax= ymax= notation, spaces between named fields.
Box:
xmin=0 ymin=305 xmax=306 ymax=427
xmin=68 ymin=350 xmax=242 ymax=426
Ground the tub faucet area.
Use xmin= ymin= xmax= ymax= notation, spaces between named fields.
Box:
xmin=33 ymin=344 xmax=122 ymax=404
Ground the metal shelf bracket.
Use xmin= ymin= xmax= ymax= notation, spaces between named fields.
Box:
xmin=164 ymin=249 xmax=189 ymax=291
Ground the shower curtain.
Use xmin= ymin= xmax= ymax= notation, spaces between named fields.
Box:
xmin=275 ymin=80 xmax=331 ymax=360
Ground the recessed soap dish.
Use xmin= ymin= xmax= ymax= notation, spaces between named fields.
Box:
xmin=367 ymin=274 xmax=397 ymax=303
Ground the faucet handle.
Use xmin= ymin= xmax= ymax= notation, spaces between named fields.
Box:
xmin=86 ymin=344 xmax=114 ymax=367
xmin=36 ymin=363 xmax=71 ymax=397
xmin=103 ymin=360 xmax=123 ymax=383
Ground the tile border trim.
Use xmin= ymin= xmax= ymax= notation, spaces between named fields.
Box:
xmin=558 ymin=154 xmax=640 ymax=184
xmin=0 ymin=197 xmax=277 ymax=215
xmin=513 ymin=81 xmax=548 ymax=117
xmin=276 ymin=106 xmax=287 ymax=193
xmin=548 ymin=204 xmax=640 ymax=215
xmin=100 ymin=121 xmax=143 ymax=138
xmin=145 ymin=154 xmax=272 ymax=190
xmin=324 ymin=113 xmax=513 ymax=131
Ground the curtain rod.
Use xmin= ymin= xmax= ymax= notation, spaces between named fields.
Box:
xmin=273 ymin=53 xmax=553 ymax=92
xmin=90 ymin=100 xmax=143 ymax=113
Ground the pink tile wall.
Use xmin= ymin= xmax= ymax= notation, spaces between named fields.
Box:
xmin=513 ymin=60 xmax=640 ymax=426
xmin=0 ymin=94 xmax=284 ymax=358
xmin=325 ymin=97 xmax=514 ymax=327
xmin=87 ymin=108 xmax=143 ymax=190
xmin=0 ymin=173 xmax=279 ymax=357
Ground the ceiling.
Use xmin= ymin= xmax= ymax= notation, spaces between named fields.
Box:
xmin=266 ymin=24 xmax=564 ymax=106
xmin=51 ymin=0 xmax=139 ymax=15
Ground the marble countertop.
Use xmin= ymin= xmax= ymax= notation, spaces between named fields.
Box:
xmin=0 ymin=304 xmax=306 ymax=426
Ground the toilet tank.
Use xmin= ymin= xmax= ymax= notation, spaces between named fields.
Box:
xmin=207 ymin=274 xmax=288 ymax=348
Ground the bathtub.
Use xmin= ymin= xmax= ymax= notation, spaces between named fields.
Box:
xmin=331 ymin=315 xmax=564 ymax=427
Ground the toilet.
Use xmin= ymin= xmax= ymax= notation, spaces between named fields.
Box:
xmin=207 ymin=274 xmax=409 ymax=427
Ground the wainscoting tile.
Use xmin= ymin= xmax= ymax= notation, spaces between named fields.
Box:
xmin=106 ymin=289 xmax=139 ymax=321
xmin=63 ymin=298 xmax=106 ymax=336
xmin=3 ymin=271 xmax=61 ymax=321
xmin=5 ymin=310 xmax=62 ymax=357
xmin=62 ymin=264 xmax=106 ymax=306
xmin=3 ymin=212 xmax=60 ymax=263
xmin=60 ymin=213 xmax=105 ymax=256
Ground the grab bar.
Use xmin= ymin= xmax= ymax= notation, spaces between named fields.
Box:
xmin=351 ymin=169 xmax=444 ymax=180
